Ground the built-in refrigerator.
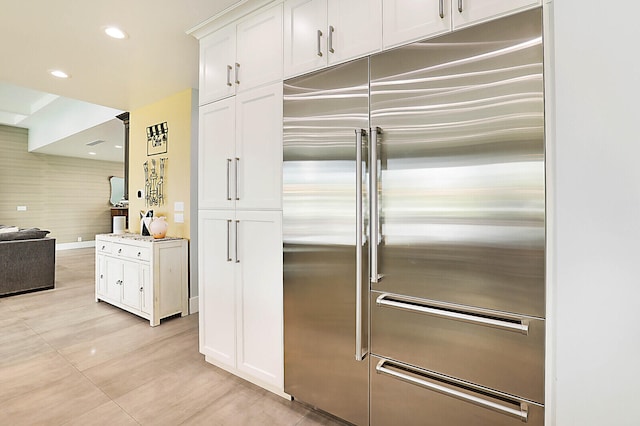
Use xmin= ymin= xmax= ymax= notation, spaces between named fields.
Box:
xmin=283 ymin=8 xmax=545 ymax=425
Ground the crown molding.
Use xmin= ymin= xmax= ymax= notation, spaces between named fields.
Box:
xmin=187 ymin=0 xmax=280 ymax=39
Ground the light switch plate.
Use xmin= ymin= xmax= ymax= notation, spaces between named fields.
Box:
xmin=174 ymin=201 xmax=184 ymax=212
xmin=175 ymin=213 xmax=184 ymax=223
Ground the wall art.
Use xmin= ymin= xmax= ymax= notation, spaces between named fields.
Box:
xmin=143 ymin=157 xmax=166 ymax=207
xmin=147 ymin=122 xmax=168 ymax=156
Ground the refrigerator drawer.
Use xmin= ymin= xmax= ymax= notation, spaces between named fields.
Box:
xmin=370 ymin=356 xmax=544 ymax=426
xmin=371 ymin=291 xmax=544 ymax=403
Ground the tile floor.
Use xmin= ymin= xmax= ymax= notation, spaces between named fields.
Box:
xmin=0 ymin=248 xmax=346 ymax=425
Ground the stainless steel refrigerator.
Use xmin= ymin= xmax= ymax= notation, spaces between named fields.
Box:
xmin=284 ymin=8 xmax=545 ymax=426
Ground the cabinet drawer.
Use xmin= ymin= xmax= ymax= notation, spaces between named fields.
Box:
xmin=370 ymin=292 xmax=544 ymax=403
xmin=370 ymin=355 xmax=544 ymax=426
xmin=96 ymin=241 xmax=112 ymax=254
xmin=113 ymin=244 xmax=150 ymax=261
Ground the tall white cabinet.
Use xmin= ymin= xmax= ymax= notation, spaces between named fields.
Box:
xmin=196 ymin=2 xmax=285 ymax=397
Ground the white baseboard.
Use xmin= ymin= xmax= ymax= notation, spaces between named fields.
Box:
xmin=56 ymin=240 xmax=96 ymax=251
xmin=189 ymin=296 xmax=199 ymax=314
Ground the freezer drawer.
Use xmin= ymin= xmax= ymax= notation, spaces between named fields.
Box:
xmin=370 ymin=355 xmax=544 ymax=426
xmin=371 ymin=291 xmax=544 ymax=403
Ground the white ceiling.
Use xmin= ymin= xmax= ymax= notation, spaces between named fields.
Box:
xmin=0 ymin=0 xmax=241 ymax=162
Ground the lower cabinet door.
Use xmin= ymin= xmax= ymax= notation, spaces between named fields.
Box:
xmin=235 ymin=210 xmax=283 ymax=388
xmin=105 ymin=257 xmax=123 ymax=302
xmin=121 ymin=259 xmax=142 ymax=310
xmin=370 ymin=355 xmax=544 ymax=426
xmin=96 ymin=255 xmax=108 ymax=296
xmin=199 ymin=210 xmax=237 ymax=368
xmin=140 ymin=264 xmax=152 ymax=315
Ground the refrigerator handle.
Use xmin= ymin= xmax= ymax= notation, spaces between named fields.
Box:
xmin=369 ymin=126 xmax=382 ymax=284
xmin=375 ymin=359 xmax=529 ymax=422
xmin=355 ymin=129 xmax=368 ymax=361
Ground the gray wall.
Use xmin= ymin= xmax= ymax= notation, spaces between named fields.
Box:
xmin=0 ymin=124 xmax=123 ymax=244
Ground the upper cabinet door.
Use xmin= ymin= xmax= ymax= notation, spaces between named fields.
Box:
xmin=199 ymin=97 xmax=236 ymax=210
xmin=235 ymin=83 xmax=283 ymax=210
xmin=453 ymin=0 xmax=541 ymax=29
xmin=284 ymin=0 xmax=328 ymax=78
xmin=327 ymin=0 xmax=382 ymax=65
xmin=236 ymin=4 xmax=284 ymax=93
xmin=383 ymin=0 xmax=451 ymax=49
xmin=199 ymin=25 xmax=236 ymax=105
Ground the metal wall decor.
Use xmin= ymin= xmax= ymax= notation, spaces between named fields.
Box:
xmin=143 ymin=158 xmax=166 ymax=207
xmin=147 ymin=122 xmax=168 ymax=156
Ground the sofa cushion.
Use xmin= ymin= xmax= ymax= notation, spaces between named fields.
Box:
xmin=0 ymin=228 xmax=50 ymax=241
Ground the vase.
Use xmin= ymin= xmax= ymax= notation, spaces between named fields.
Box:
xmin=149 ymin=216 xmax=169 ymax=239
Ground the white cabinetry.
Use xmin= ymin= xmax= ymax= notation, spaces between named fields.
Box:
xmin=284 ymin=0 xmax=382 ymax=78
xmin=198 ymin=82 xmax=283 ymax=211
xmin=199 ymin=4 xmax=283 ymax=105
xmin=197 ymin=4 xmax=285 ymax=396
xmin=199 ymin=210 xmax=283 ymax=393
xmin=383 ymin=0 xmax=451 ymax=48
xmin=453 ymin=0 xmax=541 ymax=29
xmin=95 ymin=234 xmax=188 ymax=326
xmin=383 ymin=0 xmax=541 ymax=49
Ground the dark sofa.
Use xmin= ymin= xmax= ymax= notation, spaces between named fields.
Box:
xmin=0 ymin=226 xmax=55 ymax=297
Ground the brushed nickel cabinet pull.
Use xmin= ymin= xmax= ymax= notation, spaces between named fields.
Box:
xmin=317 ymin=30 xmax=323 ymax=57
xmin=329 ymin=26 xmax=335 ymax=53
xmin=226 ymin=65 xmax=232 ymax=87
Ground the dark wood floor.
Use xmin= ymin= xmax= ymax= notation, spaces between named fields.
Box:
xmin=0 ymin=248 xmax=345 ymax=425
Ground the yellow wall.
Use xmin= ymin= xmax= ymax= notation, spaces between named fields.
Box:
xmin=129 ymin=89 xmax=194 ymax=240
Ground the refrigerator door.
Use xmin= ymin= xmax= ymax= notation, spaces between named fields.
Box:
xmin=283 ymin=58 xmax=369 ymax=426
xmin=369 ymin=9 xmax=545 ymax=317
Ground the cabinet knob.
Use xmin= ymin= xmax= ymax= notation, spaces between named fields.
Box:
xmin=137 ymin=252 xmax=141 ymax=257
xmin=102 ymin=245 xmax=106 ymax=250
xmin=118 ymin=248 xmax=122 ymax=254
xmin=139 ymin=287 xmax=143 ymax=292
xmin=100 ymin=274 xmax=103 ymax=279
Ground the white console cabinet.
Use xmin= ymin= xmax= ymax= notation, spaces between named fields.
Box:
xmin=95 ymin=234 xmax=188 ymax=326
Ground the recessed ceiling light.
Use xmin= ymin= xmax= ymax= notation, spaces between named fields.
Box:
xmin=88 ymin=152 xmax=97 ymax=156
xmin=104 ymin=26 xmax=128 ymax=39
xmin=50 ymin=69 xmax=70 ymax=79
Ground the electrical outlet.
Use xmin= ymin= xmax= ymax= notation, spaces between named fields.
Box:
xmin=17 ymin=206 xmax=27 ymax=211
xmin=77 ymin=237 xmax=82 ymax=242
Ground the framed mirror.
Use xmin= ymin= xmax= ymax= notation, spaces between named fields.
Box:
xmin=109 ymin=176 xmax=125 ymax=206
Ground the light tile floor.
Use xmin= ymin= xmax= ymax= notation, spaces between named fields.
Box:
xmin=0 ymin=248 xmax=346 ymax=426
